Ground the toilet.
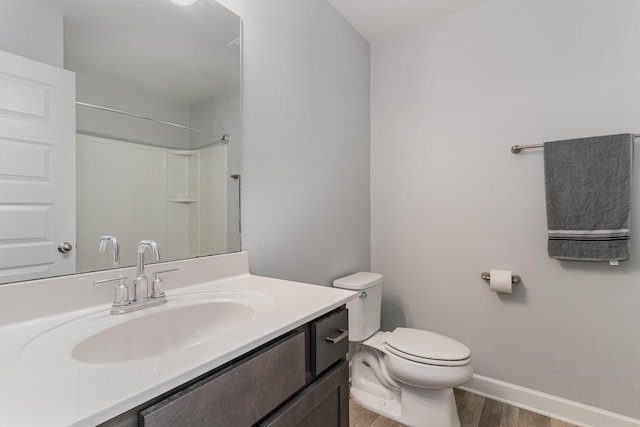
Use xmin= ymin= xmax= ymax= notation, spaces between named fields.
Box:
xmin=333 ymin=272 xmax=473 ymax=427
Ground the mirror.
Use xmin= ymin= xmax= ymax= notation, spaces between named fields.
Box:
xmin=2 ymin=0 xmax=242 ymax=284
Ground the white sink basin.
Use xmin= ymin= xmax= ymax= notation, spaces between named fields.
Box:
xmin=72 ymin=301 xmax=255 ymax=363
xmin=20 ymin=289 xmax=273 ymax=365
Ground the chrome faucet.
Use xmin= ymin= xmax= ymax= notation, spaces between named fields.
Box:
xmin=98 ymin=235 xmax=120 ymax=268
xmin=94 ymin=240 xmax=172 ymax=315
xmin=133 ymin=240 xmax=160 ymax=302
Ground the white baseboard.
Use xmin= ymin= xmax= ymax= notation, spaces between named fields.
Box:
xmin=459 ymin=374 xmax=640 ymax=427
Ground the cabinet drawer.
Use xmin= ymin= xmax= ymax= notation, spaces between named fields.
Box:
xmin=140 ymin=331 xmax=306 ymax=427
xmin=311 ymin=308 xmax=348 ymax=375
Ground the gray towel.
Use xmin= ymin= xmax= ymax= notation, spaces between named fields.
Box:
xmin=544 ymin=133 xmax=634 ymax=261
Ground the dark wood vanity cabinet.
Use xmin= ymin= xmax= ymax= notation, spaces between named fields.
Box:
xmin=101 ymin=306 xmax=349 ymax=427
xmin=259 ymin=360 xmax=349 ymax=427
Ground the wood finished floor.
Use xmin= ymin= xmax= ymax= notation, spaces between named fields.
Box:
xmin=349 ymin=389 xmax=577 ymax=427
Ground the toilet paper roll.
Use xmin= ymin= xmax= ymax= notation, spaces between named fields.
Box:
xmin=489 ymin=269 xmax=513 ymax=294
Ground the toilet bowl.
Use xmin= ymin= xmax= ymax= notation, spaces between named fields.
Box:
xmin=333 ymin=273 xmax=473 ymax=427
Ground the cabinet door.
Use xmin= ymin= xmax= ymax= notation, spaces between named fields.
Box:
xmin=140 ymin=331 xmax=306 ymax=427
xmin=260 ymin=360 xmax=349 ymax=427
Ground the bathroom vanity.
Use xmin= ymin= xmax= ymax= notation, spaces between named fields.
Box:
xmin=0 ymin=252 xmax=356 ymax=426
xmin=105 ymin=307 xmax=349 ymax=426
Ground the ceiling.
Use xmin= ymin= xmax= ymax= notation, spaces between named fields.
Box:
xmin=24 ymin=0 xmax=491 ymax=104
xmin=29 ymin=0 xmax=241 ymax=106
xmin=325 ymin=0 xmax=492 ymax=43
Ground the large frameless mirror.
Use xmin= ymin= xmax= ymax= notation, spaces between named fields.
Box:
xmin=0 ymin=0 xmax=242 ymax=285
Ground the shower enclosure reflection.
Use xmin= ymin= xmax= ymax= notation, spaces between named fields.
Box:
xmin=76 ymin=133 xmax=233 ymax=273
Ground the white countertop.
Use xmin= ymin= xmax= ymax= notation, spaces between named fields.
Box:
xmin=0 ymin=253 xmax=356 ymax=426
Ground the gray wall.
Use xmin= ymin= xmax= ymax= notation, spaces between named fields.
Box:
xmin=371 ymin=0 xmax=640 ymax=418
xmin=219 ymin=0 xmax=371 ymax=286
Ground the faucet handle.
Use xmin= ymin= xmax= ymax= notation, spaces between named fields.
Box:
xmin=153 ymin=268 xmax=179 ymax=276
xmin=94 ymin=276 xmax=130 ymax=306
xmin=151 ymin=268 xmax=178 ymax=298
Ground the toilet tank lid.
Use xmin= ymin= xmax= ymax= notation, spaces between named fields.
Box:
xmin=333 ymin=272 xmax=383 ymax=290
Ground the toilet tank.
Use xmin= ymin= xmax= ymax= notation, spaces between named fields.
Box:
xmin=333 ymin=272 xmax=383 ymax=342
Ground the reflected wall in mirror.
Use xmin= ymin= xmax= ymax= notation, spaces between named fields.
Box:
xmin=0 ymin=0 xmax=242 ymax=284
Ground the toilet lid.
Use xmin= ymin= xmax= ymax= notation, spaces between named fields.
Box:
xmin=385 ymin=328 xmax=471 ymax=367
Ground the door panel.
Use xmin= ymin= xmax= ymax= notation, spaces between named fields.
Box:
xmin=0 ymin=49 xmax=75 ymax=283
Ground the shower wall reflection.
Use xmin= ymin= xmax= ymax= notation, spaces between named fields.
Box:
xmin=76 ymin=135 xmax=230 ymax=272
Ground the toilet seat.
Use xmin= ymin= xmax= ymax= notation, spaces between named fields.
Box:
xmin=385 ymin=328 xmax=471 ymax=367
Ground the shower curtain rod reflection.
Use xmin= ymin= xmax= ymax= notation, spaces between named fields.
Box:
xmin=75 ymin=101 xmax=230 ymax=145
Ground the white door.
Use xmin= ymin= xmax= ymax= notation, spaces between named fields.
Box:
xmin=0 ymin=49 xmax=75 ymax=284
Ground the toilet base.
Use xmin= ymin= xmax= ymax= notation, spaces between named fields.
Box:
xmin=351 ymin=383 xmax=460 ymax=427
xmin=351 ymin=346 xmax=462 ymax=427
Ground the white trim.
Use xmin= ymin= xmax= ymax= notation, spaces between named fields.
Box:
xmin=459 ymin=374 xmax=640 ymax=427
xmin=548 ymin=229 xmax=630 ymax=235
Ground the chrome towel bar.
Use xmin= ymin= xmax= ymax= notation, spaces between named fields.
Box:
xmin=511 ymin=134 xmax=640 ymax=153
xmin=510 ymin=143 xmax=543 ymax=153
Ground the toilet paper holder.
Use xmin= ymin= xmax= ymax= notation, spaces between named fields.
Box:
xmin=481 ymin=271 xmax=521 ymax=285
